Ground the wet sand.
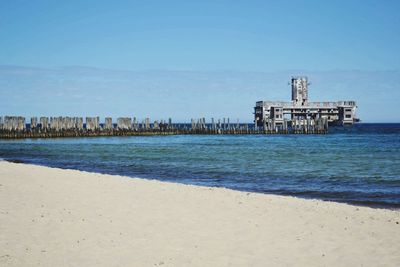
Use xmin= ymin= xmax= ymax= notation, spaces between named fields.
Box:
xmin=0 ymin=161 xmax=399 ymax=266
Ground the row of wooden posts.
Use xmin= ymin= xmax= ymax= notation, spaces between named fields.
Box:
xmin=0 ymin=116 xmax=328 ymax=139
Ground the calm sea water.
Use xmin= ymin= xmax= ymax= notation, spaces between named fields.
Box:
xmin=1 ymin=123 xmax=399 ymax=208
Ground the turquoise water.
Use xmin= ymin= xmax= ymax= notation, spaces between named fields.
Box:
xmin=1 ymin=124 xmax=399 ymax=208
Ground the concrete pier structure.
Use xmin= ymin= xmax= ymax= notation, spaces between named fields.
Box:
xmin=1 ymin=77 xmax=359 ymax=139
xmin=254 ymin=77 xmax=358 ymax=128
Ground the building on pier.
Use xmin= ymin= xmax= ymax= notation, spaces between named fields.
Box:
xmin=254 ymin=77 xmax=358 ymax=127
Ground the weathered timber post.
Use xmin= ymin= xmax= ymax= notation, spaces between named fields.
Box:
xmin=132 ymin=117 xmax=138 ymax=131
xmin=3 ymin=116 xmax=27 ymax=132
xmin=86 ymin=117 xmax=100 ymax=131
xmin=168 ymin=118 xmax=172 ymax=130
xmin=117 ymin=117 xmax=132 ymax=131
xmin=68 ymin=117 xmax=74 ymax=130
xmin=61 ymin=117 xmax=66 ymax=130
xmin=75 ymin=117 xmax=83 ymax=131
xmin=49 ymin=117 xmax=56 ymax=131
xmin=3 ymin=116 xmax=10 ymax=131
xmin=104 ymin=117 xmax=113 ymax=130
xmin=30 ymin=117 xmax=38 ymax=130
xmin=64 ymin=117 xmax=72 ymax=130
xmin=19 ymin=116 xmax=26 ymax=131
xmin=40 ymin=117 xmax=49 ymax=131
xmin=153 ymin=120 xmax=159 ymax=130
xmin=5 ymin=116 xmax=13 ymax=131
xmin=3 ymin=116 xmax=11 ymax=131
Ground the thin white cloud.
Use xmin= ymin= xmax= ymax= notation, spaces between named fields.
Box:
xmin=0 ymin=66 xmax=398 ymax=122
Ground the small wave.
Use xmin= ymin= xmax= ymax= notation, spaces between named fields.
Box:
xmin=4 ymin=159 xmax=25 ymax=164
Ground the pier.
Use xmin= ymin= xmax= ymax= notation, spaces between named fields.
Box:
xmin=0 ymin=77 xmax=359 ymax=139
xmin=0 ymin=115 xmax=328 ymax=139
xmin=254 ymin=77 xmax=358 ymax=129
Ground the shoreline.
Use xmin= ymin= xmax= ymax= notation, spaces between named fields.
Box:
xmin=1 ymin=159 xmax=398 ymax=210
xmin=1 ymin=161 xmax=400 ymax=266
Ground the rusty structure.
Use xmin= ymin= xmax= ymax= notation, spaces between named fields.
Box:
xmin=254 ymin=77 xmax=358 ymax=130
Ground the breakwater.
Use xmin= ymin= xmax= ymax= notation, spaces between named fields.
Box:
xmin=0 ymin=116 xmax=328 ymax=139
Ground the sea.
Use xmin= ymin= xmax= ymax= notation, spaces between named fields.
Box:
xmin=1 ymin=123 xmax=399 ymax=208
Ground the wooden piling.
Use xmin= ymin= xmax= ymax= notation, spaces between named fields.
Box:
xmin=0 ymin=115 xmax=333 ymax=139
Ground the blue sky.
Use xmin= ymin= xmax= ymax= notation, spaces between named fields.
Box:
xmin=0 ymin=0 xmax=399 ymax=122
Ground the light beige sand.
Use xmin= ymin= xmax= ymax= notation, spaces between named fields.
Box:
xmin=0 ymin=161 xmax=399 ymax=267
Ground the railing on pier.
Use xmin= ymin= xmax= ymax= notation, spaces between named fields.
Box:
xmin=257 ymin=101 xmax=356 ymax=109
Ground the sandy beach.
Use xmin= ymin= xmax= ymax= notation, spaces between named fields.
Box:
xmin=0 ymin=161 xmax=399 ymax=266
